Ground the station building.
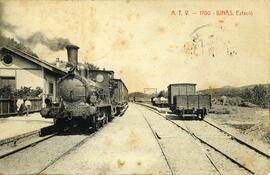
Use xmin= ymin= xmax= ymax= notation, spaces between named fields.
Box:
xmin=0 ymin=45 xmax=66 ymax=110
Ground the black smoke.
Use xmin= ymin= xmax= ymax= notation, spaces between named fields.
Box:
xmin=16 ymin=32 xmax=71 ymax=51
xmin=0 ymin=2 xmax=70 ymax=52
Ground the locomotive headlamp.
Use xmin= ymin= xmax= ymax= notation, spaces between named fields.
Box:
xmin=96 ymin=74 xmax=104 ymax=83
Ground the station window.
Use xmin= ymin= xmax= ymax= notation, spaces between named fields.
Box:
xmin=49 ymin=82 xmax=54 ymax=95
xmin=2 ymin=54 xmax=13 ymax=65
xmin=0 ymin=76 xmax=16 ymax=89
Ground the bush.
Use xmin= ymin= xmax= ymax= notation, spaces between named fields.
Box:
xmin=209 ymin=107 xmax=231 ymax=114
xmin=0 ymin=86 xmax=43 ymax=98
xmin=15 ymin=86 xmax=43 ymax=98
xmin=0 ymin=86 xmax=15 ymax=98
xmin=241 ymin=85 xmax=269 ymax=108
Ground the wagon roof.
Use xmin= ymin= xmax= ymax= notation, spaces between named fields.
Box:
xmin=113 ymin=78 xmax=128 ymax=92
xmin=168 ymin=83 xmax=197 ymax=87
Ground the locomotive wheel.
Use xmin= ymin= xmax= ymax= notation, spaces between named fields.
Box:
xmin=53 ymin=118 xmax=65 ymax=131
xmin=198 ymin=113 xmax=204 ymax=120
xmin=93 ymin=117 xmax=99 ymax=131
xmin=94 ymin=121 xmax=100 ymax=131
xmin=200 ymin=114 xmax=205 ymax=120
xmin=108 ymin=115 xmax=113 ymax=122
xmin=101 ymin=113 xmax=106 ymax=127
xmin=103 ymin=113 xmax=107 ymax=125
xmin=54 ymin=118 xmax=63 ymax=126
xmin=106 ymin=115 xmax=109 ymax=124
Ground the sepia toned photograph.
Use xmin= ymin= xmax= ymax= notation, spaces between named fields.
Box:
xmin=0 ymin=0 xmax=269 ymax=174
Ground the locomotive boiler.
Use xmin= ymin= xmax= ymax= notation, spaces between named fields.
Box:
xmin=40 ymin=44 xmax=126 ymax=130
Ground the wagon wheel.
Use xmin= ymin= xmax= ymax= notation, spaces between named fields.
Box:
xmin=178 ymin=111 xmax=183 ymax=120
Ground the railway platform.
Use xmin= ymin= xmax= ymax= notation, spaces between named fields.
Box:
xmin=0 ymin=112 xmax=53 ymax=141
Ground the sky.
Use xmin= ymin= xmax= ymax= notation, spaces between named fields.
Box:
xmin=1 ymin=0 xmax=269 ymax=92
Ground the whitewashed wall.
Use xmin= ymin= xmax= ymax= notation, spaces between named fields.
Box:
xmin=0 ymin=51 xmax=61 ymax=107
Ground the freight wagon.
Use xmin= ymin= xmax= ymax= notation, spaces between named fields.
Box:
xmin=168 ymin=83 xmax=211 ymax=120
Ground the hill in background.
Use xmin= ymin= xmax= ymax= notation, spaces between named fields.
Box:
xmin=129 ymin=83 xmax=270 ymax=107
xmin=128 ymin=92 xmax=153 ymax=98
xmin=198 ymin=84 xmax=269 ymax=97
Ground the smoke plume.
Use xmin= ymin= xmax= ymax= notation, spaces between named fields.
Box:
xmin=0 ymin=2 xmax=17 ymax=37
xmin=0 ymin=3 xmax=70 ymax=52
xmin=16 ymin=32 xmax=71 ymax=51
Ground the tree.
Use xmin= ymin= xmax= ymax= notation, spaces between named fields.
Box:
xmin=241 ymin=88 xmax=253 ymax=101
xmin=252 ymin=85 xmax=267 ymax=107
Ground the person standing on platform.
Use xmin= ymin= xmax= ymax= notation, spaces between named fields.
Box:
xmin=25 ymin=98 xmax=32 ymax=116
xmin=16 ymin=97 xmax=24 ymax=116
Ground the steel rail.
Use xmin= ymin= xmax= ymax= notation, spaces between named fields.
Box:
xmin=0 ymin=133 xmax=57 ymax=159
xmin=36 ymin=130 xmax=98 ymax=174
xmin=0 ymin=125 xmax=76 ymax=159
xmin=37 ymin=121 xmax=111 ymax=174
xmin=203 ymin=119 xmax=270 ymax=160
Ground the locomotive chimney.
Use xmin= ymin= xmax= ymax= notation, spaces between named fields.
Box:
xmin=66 ymin=44 xmax=79 ymax=69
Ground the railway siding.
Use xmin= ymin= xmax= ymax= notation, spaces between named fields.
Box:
xmin=136 ymin=105 xmax=220 ymax=175
xmin=138 ymin=103 xmax=270 ymax=175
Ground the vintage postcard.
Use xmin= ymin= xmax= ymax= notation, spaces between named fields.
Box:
xmin=0 ymin=0 xmax=269 ymax=174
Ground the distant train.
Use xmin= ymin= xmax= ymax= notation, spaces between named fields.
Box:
xmin=168 ymin=83 xmax=211 ymax=120
xmin=151 ymin=97 xmax=168 ymax=108
xmin=40 ymin=45 xmax=128 ymax=130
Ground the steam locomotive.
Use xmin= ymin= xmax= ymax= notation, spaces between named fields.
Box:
xmin=40 ymin=45 xmax=128 ymax=130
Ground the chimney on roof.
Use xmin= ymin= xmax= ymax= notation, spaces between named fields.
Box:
xmin=66 ymin=44 xmax=79 ymax=69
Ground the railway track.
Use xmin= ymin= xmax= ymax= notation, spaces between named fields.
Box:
xmin=0 ymin=122 xmax=108 ymax=174
xmin=202 ymin=119 xmax=270 ymax=159
xmin=0 ymin=125 xmax=58 ymax=159
xmin=135 ymin=107 xmax=174 ymax=175
xmin=138 ymin=103 xmax=270 ymax=175
xmin=36 ymin=126 xmax=102 ymax=174
xmin=0 ymin=123 xmax=95 ymax=160
xmin=135 ymin=105 xmax=228 ymax=175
